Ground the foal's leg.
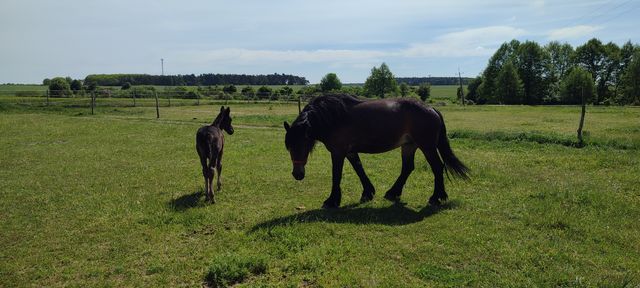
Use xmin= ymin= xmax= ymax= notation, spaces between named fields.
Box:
xmin=346 ymin=153 xmax=375 ymax=203
xmin=323 ymin=152 xmax=345 ymax=209
xmin=215 ymin=150 xmax=223 ymax=191
xmin=199 ymin=154 xmax=210 ymax=200
xmin=422 ymin=147 xmax=447 ymax=205
xmin=384 ymin=144 xmax=417 ymax=202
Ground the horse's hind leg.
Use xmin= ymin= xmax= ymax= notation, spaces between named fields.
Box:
xmin=421 ymin=147 xmax=447 ymax=205
xmin=384 ymin=143 xmax=417 ymax=202
xmin=346 ymin=153 xmax=375 ymax=203
xmin=215 ymin=153 xmax=223 ymax=192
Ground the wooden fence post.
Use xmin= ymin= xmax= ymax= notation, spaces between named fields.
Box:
xmin=46 ymin=90 xmax=50 ymax=106
xmin=155 ymin=91 xmax=160 ymax=119
xmin=132 ymin=90 xmax=136 ymax=107
xmin=577 ymin=87 xmax=586 ymax=147
xmin=91 ymin=91 xmax=95 ymax=115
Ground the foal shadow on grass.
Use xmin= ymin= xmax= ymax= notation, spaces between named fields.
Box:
xmin=169 ymin=190 xmax=204 ymax=211
xmin=251 ymin=200 xmax=459 ymax=231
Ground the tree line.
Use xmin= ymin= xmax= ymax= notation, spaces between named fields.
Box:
xmin=467 ymin=38 xmax=640 ymax=105
xmin=46 ymin=73 xmax=310 ymax=87
xmin=396 ymin=77 xmax=471 ymax=86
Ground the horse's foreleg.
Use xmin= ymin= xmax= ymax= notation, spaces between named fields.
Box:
xmin=384 ymin=144 xmax=417 ymax=202
xmin=422 ymin=148 xmax=447 ymax=205
xmin=346 ymin=153 xmax=375 ymax=203
xmin=323 ymin=152 xmax=345 ymax=209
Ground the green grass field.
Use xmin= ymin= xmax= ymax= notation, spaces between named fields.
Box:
xmin=1 ymin=101 xmax=639 ymax=286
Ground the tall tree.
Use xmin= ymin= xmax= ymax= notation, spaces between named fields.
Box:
xmin=363 ymin=63 xmax=398 ymax=98
xmin=560 ymin=67 xmax=595 ymax=105
xmin=620 ymin=51 xmax=640 ymax=105
xmin=479 ymin=40 xmax=520 ymax=103
xmin=545 ymin=41 xmax=574 ymax=102
xmin=466 ymin=76 xmax=483 ymax=104
xmin=495 ymin=61 xmax=524 ymax=104
xmin=515 ymin=41 xmax=550 ymax=105
xmin=399 ymin=82 xmax=409 ymax=97
xmin=574 ymin=38 xmax=607 ymax=104
xmin=319 ymin=73 xmax=342 ymax=92
xmin=416 ymin=82 xmax=431 ymax=102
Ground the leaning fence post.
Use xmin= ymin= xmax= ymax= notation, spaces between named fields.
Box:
xmin=154 ymin=91 xmax=160 ymax=118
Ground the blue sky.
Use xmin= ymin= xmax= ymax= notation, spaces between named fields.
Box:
xmin=1 ymin=0 xmax=638 ymax=84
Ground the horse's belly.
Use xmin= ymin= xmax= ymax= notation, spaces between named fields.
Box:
xmin=351 ymin=134 xmax=412 ymax=154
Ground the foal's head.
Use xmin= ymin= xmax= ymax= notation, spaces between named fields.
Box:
xmin=284 ymin=119 xmax=315 ymax=180
xmin=214 ymin=106 xmax=234 ymax=135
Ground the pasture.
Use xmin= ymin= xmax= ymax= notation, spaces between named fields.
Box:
xmin=1 ymin=101 xmax=639 ymax=286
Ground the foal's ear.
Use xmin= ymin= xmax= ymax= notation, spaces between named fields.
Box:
xmin=283 ymin=121 xmax=290 ymax=131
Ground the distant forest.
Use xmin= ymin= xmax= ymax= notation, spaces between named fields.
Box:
xmin=395 ymin=77 xmax=472 ymax=86
xmin=83 ymin=73 xmax=309 ymax=86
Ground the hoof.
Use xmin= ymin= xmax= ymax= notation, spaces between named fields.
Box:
xmin=384 ymin=192 xmax=401 ymax=202
xmin=360 ymin=192 xmax=374 ymax=203
xmin=322 ymin=199 xmax=340 ymax=209
xmin=428 ymin=197 xmax=441 ymax=206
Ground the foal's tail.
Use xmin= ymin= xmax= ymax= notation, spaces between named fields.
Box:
xmin=434 ymin=109 xmax=470 ymax=180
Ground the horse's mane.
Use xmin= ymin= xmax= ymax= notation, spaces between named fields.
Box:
xmin=294 ymin=94 xmax=364 ymax=139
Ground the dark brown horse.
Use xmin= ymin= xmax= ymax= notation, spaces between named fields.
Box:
xmin=196 ymin=106 xmax=234 ymax=202
xmin=284 ymin=94 xmax=469 ymax=209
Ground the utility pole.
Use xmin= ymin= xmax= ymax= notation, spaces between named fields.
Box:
xmin=458 ymin=67 xmax=465 ymax=106
xmin=161 ymin=58 xmax=164 ymax=76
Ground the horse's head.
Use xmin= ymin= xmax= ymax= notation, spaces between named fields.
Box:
xmin=216 ymin=106 xmax=234 ymax=135
xmin=284 ymin=120 xmax=315 ymax=180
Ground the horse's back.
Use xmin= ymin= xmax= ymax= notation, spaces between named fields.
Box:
xmin=196 ymin=125 xmax=224 ymax=159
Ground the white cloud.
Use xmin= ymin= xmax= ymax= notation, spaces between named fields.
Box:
xmin=548 ymin=25 xmax=602 ymax=40
xmin=178 ymin=25 xmax=527 ymax=68
xmin=401 ymin=26 xmax=527 ymax=57
xmin=195 ymin=49 xmax=387 ymax=64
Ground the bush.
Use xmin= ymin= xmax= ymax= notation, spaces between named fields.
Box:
xmin=204 ymin=254 xmax=267 ymax=287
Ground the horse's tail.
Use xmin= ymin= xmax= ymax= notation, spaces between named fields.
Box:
xmin=434 ymin=109 xmax=470 ymax=180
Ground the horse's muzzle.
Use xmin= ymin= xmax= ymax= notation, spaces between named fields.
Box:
xmin=292 ymin=165 xmax=305 ymax=180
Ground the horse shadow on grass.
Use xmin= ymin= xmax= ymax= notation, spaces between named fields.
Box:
xmin=169 ymin=190 xmax=204 ymax=211
xmin=251 ymin=200 xmax=460 ymax=231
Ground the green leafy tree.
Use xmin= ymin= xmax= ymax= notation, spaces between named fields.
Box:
xmin=574 ymin=38 xmax=608 ymax=103
xmin=620 ymin=52 xmax=640 ymax=105
xmin=42 ymin=78 xmax=51 ymax=86
xmin=279 ymin=86 xmax=293 ymax=98
xmin=256 ymin=86 xmax=272 ymax=99
xmin=416 ymin=83 xmax=431 ymax=102
xmin=71 ymin=79 xmax=83 ymax=94
xmin=48 ymin=77 xmax=72 ymax=97
xmin=121 ymin=82 xmax=131 ymax=90
xmin=560 ymin=67 xmax=595 ymax=104
xmin=223 ymin=84 xmax=237 ymax=94
xmin=241 ymin=86 xmax=255 ymax=99
xmin=495 ymin=61 xmax=524 ymax=104
xmin=399 ymin=82 xmax=409 ymax=97
xmin=514 ymin=41 xmax=550 ymax=104
xmin=319 ymin=73 xmax=342 ymax=92
xmin=466 ymin=76 xmax=483 ymax=104
xmin=545 ymin=41 xmax=575 ymax=102
xmin=363 ymin=63 xmax=398 ymax=98
xmin=479 ymin=40 xmax=520 ymax=103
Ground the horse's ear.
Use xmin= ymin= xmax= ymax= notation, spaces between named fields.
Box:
xmin=220 ymin=106 xmax=225 ymax=113
xmin=283 ymin=121 xmax=290 ymax=131
xmin=225 ymin=107 xmax=231 ymax=115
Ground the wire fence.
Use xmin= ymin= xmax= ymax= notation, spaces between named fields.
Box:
xmin=0 ymin=90 xmax=311 ymax=117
